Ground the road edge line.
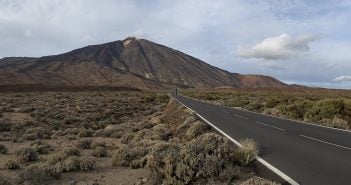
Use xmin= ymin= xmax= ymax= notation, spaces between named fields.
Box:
xmin=182 ymin=94 xmax=351 ymax=134
xmin=171 ymin=95 xmax=300 ymax=185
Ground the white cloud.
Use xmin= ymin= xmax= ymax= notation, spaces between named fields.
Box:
xmin=334 ymin=75 xmax=351 ymax=82
xmin=236 ymin=33 xmax=318 ymax=60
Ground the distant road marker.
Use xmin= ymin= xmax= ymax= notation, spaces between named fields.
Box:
xmin=300 ymin=135 xmax=351 ymax=150
xmin=233 ymin=114 xmax=249 ymax=120
xmin=256 ymin=121 xmax=286 ymax=131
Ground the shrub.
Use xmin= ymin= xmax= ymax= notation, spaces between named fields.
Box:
xmin=91 ymin=141 xmax=106 ymax=149
xmin=5 ymin=159 xmax=20 ymax=169
xmin=16 ymin=148 xmax=38 ymax=163
xmin=112 ymin=146 xmax=148 ymax=168
xmin=120 ymin=133 xmax=135 ymax=144
xmin=92 ymin=147 xmax=107 ymax=157
xmin=0 ymin=175 xmax=10 ymax=185
xmin=77 ymin=129 xmax=94 ymax=138
xmin=234 ymin=139 xmax=258 ymax=166
xmin=77 ymin=139 xmax=92 ymax=149
xmin=22 ymin=127 xmax=50 ymax=140
xmin=240 ymin=176 xmax=279 ymax=185
xmin=79 ymin=157 xmax=95 ymax=171
xmin=19 ymin=166 xmax=52 ymax=185
xmin=62 ymin=156 xmax=80 ymax=172
xmin=148 ymin=133 xmax=240 ymax=184
xmin=63 ymin=147 xmax=80 ymax=156
xmin=30 ymin=140 xmax=51 ymax=154
xmin=185 ymin=121 xmax=210 ymax=140
xmin=0 ymin=144 xmax=8 ymax=154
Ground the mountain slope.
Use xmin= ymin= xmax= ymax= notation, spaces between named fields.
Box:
xmin=0 ymin=37 xmax=287 ymax=89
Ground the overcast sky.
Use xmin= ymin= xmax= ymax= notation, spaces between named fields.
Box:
xmin=1 ymin=0 xmax=351 ymax=89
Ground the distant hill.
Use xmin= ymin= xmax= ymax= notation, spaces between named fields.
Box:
xmin=0 ymin=37 xmax=287 ymax=89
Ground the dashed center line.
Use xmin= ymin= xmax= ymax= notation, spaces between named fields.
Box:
xmin=256 ymin=121 xmax=286 ymax=131
xmin=300 ymin=135 xmax=351 ymax=150
xmin=233 ymin=114 xmax=249 ymax=120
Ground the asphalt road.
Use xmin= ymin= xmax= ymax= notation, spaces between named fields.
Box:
xmin=172 ymin=94 xmax=351 ymax=185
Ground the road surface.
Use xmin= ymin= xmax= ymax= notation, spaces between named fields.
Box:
xmin=172 ymin=94 xmax=351 ymax=185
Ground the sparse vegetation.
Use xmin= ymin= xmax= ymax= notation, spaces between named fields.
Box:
xmin=183 ymin=88 xmax=351 ymax=130
xmin=0 ymin=91 xmax=274 ymax=184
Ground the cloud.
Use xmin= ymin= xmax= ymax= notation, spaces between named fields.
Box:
xmin=334 ymin=75 xmax=351 ymax=82
xmin=236 ymin=33 xmax=318 ymax=60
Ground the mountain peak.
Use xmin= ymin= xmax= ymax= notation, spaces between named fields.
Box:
xmin=122 ymin=37 xmax=138 ymax=47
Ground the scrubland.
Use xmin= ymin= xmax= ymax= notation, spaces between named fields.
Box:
xmin=183 ymin=87 xmax=351 ymax=130
xmin=0 ymin=91 xmax=277 ymax=185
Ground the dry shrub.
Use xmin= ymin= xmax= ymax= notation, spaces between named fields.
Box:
xmin=4 ymin=159 xmax=19 ymax=169
xmin=91 ymin=147 xmax=107 ymax=157
xmin=22 ymin=127 xmax=50 ymax=140
xmin=61 ymin=156 xmax=80 ymax=172
xmin=16 ymin=148 xmax=38 ymax=163
xmin=235 ymin=139 xmax=258 ymax=166
xmin=240 ymin=176 xmax=280 ymax=185
xmin=63 ymin=147 xmax=81 ymax=156
xmin=185 ymin=121 xmax=210 ymax=140
xmin=0 ymin=175 xmax=11 ymax=185
xmin=77 ymin=129 xmax=94 ymax=138
xmin=92 ymin=141 xmax=106 ymax=149
xmin=19 ymin=166 xmax=53 ymax=185
xmin=148 ymin=133 xmax=241 ymax=185
xmin=77 ymin=138 xmax=92 ymax=149
xmin=79 ymin=157 xmax=95 ymax=171
xmin=30 ymin=140 xmax=51 ymax=154
xmin=0 ymin=143 xmax=7 ymax=154
xmin=120 ymin=133 xmax=135 ymax=144
xmin=112 ymin=145 xmax=148 ymax=168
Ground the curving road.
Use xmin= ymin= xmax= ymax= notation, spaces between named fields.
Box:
xmin=172 ymin=94 xmax=351 ymax=185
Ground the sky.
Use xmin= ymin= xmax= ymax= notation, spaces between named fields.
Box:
xmin=0 ymin=0 xmax=351 ymax=89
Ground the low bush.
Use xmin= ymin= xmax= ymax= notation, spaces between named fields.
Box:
xmin=77 ymin=129 xmax=94 ymax=138
xmin=185 ymin=121 xmax=210 ymax=140
xmin=22 ymin=127 xmax=50 ymax=140
xmin=234 ymin=139 xmax=258 ymax=166
xmin=112 ymin=146 xmax=148 ymax=168
xmin=148 ymin=133 xmax=241 ymax=184
xmin=19 ymin=166 xmax=53 ymax=185
xmin=91 ymin=141 xmax=106 ymax=149
xmin=0 ymin=144 xmax=8 ymax=154
xmin=4 ymin=159 xmax=20 ymax=169
xmin=79 ymin=157 xmax=95 ymax=171
xmin=30 ymin=140 xmax=51 ymax=154
xmin=77 ymin=139 xmax=92 ymax=149
xmin=0 ymin=175 xmax=11 ymax=185
xmin=63 ymin=147 xmax=80 ymax=156
xmin=16 ymin=148 xmax=38 ymax=163
xmin=91 ymin=147 xmax=107 ymax=157
xmin=120 ymin=133 xmax=135 ymax=144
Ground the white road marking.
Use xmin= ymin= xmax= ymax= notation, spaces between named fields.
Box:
xmin=233 ymin=114 xmax=249 ymax=120
xmin=256 ymin=121 xmax=286 ymax=131
xmin=171 ymin=94 xmax=300 ymax=185
xmin=300 ymin=135 xmax=351 ymax=150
